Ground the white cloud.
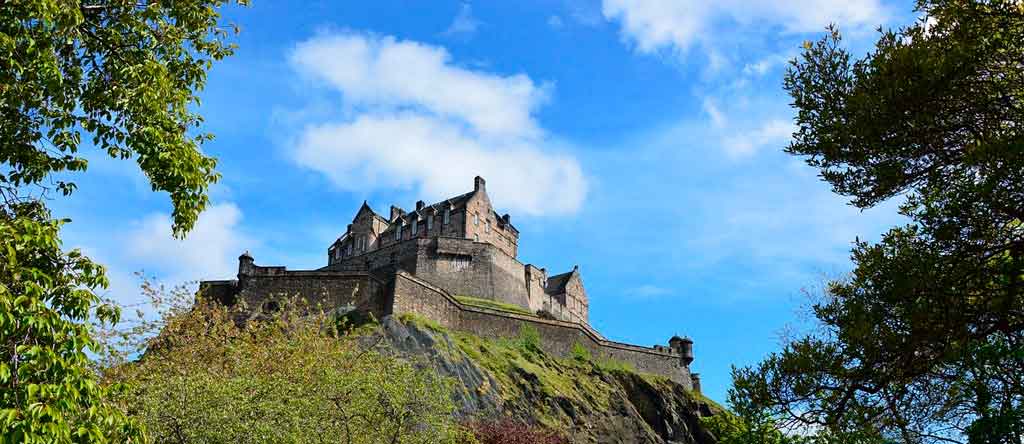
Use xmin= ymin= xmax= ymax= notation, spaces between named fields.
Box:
xmin=126 ymin=203 xmax=253 ymax=282
xmin=602 ymin=0 xmax=887 ymax=55
xmin=290 ymin=32 xmax=547 ymax=138
xmin=295 ymin=113 xmax=586 ymax=216
xmin=442 ymin=3 xmax=481 ymax=37
xmin=289 ymin=31 xmax=587 ymax=216
xmin=722 ymin=119 xmax=795 ymax=158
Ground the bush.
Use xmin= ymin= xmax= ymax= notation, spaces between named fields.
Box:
xmin=570 ymin=342 xmax=592 ymax=363
xmin=465 ymin=419 xmax=568 ymax=444
xmin=102 ymin=290 xmax=464 ymax=444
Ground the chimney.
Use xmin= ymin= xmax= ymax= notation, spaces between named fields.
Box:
xmin=502 ymin=213 xmax=510 ymax=225
xmin=416 ymin=200 xmax=425 ymax=211
xmin=474 ymin=176 xmax=486 ymax=192
xmin=390 ymin=205 xmax=405 ymax=222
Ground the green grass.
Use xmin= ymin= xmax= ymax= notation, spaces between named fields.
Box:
xmin=453 ymin=295 xmax=534 ymax=316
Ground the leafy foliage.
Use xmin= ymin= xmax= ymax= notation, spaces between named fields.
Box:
xmin=1 ymin=1 xmax=244 ymax=441
xmin=101 ymin=289 xmax=467 ymax=444
xmin=0 ymin=202 xmax=142 ymax=442
xmin=736 ymin=1 xmax=1024 ymax=443
xmin=1 ymin=0 xmax=244 ymax=234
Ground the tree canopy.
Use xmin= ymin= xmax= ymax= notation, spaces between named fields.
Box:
xmin=1 ymin=1 xmax=243 ymax=441
xmin=735 ymin=1 xmax=1024 ymax=443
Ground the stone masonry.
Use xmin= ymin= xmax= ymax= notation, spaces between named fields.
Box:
xmin=200 ymin=176 xmax=699 ymax=390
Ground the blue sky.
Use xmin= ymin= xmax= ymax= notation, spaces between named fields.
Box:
xmin=54 ymin=0 xmax=921 ymax=403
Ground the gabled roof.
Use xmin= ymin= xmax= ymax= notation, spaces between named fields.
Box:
xmin=353 ymin=201 xmax=388 ymax=224
xmin=545 ymin=271 xmax=574 ymax=295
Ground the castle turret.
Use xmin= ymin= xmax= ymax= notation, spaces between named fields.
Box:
xmin=238 ymin=251 xmax=255 ymax=277
xmin=669 ymin=335 xmax=694 ymax=366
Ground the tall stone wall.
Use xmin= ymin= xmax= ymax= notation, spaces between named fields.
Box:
xmin=414 ymin=237 xmax=530 ymax=309
xmin=209 ymin=260 xmax=389 ymax=319
xmin=391 ymin=272 xmax=694 ymax=389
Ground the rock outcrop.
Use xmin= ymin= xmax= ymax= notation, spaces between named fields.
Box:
xmin=362 ymin=315 xmax=719 ymax=444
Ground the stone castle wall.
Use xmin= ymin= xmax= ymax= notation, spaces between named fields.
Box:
xmin=391 ymin=271 xmax=694 ymax=388
xmin=201 ymin=261 xmax=389 ymax=319
xmin=325 ymin=237 xmax=540 ymax=318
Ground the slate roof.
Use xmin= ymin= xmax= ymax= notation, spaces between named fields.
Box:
xmin=545 ymin=271 xmax=574 ymax=295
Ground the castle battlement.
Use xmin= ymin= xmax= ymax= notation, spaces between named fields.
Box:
xmin=200 ymin=177 xmax=697 ymax=390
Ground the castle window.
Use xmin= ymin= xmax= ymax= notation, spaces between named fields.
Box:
xmin=443 ymin=208 xmax=450 ymax=225
xmin=411 ymin=218 xmax=418 ymax=235
xmin=485 ymin=221 xmax=491 ymax=233
xmin=474 ymin=234 xmax=479 ymax=242
xmin=427 ymin=215 xmax=433 ymax=230
xmin=473 ymin=213 xmax=479 ymax=226
xmin=395 ymin=226 xmax=401 ymax=241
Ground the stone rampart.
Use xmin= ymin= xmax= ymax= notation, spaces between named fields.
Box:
xmin=202 ymin=262 xmax=389 ymax=319
xmin=391 ymin=271 xmax=693 ymax=388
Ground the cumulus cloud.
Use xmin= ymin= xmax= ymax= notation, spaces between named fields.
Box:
xmin=288 ymin=31 xmax=587 ymax=216
xmin=126 ymin=203 xmax=254 ymax=282
xmin=290 ymin=32 xmax=548 ymax=138
xmin=602 ymin=0 xmax=887 ymax=55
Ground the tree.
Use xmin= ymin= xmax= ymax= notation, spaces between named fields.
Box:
xmin=1 ymin=0 xmax=244 ymax=441
xmin=99 ymin=284 xmax=467 ymax=444
xmin=734 ymin=1 xmax=1024 ymax=443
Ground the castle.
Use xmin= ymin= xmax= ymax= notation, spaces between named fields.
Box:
xmin=201 ymin=176 xmax=699 ymax=391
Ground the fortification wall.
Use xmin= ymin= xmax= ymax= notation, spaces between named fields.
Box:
xmin=391 ymin=272 xmax=693 ymax=388
xmin=416 ymin=237 xmax=530 ymax=309
xmin=226 ymin=263 xmax=389 ymax=318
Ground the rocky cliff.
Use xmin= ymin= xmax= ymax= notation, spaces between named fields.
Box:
xmin=360 ymin=314 xmax=720 ymax=444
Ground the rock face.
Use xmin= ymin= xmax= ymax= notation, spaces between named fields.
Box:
xmin=368 ymin=315 xmax=719 ymax=444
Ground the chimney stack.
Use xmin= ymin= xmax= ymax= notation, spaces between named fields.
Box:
xmin=416 ymin=200 xmax=425 ymax=211
xmin=502 ymin=213 xmax=510 ymax=225
xmin=390 ymin=205 xmax=405 ymax=222
xmin=474 ymin=176 xmax=486 ymax=192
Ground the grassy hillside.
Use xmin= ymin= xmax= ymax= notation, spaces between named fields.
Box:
xmin=387 ymin=313 xmax=721 ymax=443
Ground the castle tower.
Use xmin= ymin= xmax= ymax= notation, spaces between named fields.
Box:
xmin=669 ymin=335 xmax=694 ymax=366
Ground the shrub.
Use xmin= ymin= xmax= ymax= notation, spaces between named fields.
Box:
xmin=102 ymin=288 xmax=463 ymax=444
xmin=465 ymin=419 xmax=568 ymax=444
xmin=570 ymin=342 xmax=592 ymax=363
